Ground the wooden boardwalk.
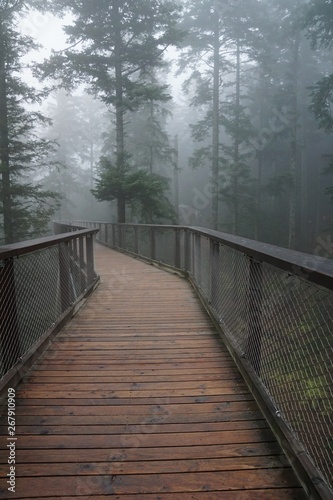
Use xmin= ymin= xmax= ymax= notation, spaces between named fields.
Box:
xmin=0 ymin=244 xmax=306 ymax=499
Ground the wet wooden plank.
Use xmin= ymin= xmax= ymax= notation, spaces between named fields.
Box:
xmin=0 ymin=492 xmax=306 ymax=500
xmin=0 ymin=455 xmax=288 ymax=476
xmin=0 ymin=428 xmax=278 ymax=449
xmin=0 ymin=244 xmax=304 ymax=498
xmin=13 ymin=394 xmax=254 ymax=406
xmin=18 ymin=379 xmax=248 ymax=391
xmin=0 ymin=420 xmax=269 ymax=435
xmin=13 ymin=400 xmax=259 ymax=415
xmin=4 ymin=410 xmax=264 ymax=426
xmin=0 ymin=441 xmax=287 ymax=464
xmin=0 ymin=469 xmax=302 ymax=498
xmin=17 ymin=387 xmax=250 ymax=399
xmin=25 ymin=372 xmax=243 ymax=383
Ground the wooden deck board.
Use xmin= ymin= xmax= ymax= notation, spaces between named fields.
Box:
xmin=0 ymin=244 xmax=306 ymax=499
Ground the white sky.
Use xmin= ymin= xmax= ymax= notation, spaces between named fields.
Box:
xmin=20 ymin=11 xmax=69 ymax=59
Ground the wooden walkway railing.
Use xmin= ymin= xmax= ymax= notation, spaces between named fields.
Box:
xmin=0 ymin=244 xmax=306 ymax=498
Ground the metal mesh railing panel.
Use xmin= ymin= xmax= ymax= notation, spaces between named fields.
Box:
xmin=212 ymin=245 xmax=250 ymax=352
xmin=14 ymin=247 xmax=62 ymax=357
xmin=257 ymin=263 xmax=333 ymax=485
xmin=0 ymin=231 xmax=97 ymax=379
xmin=208 ymin=247 xmax=333 ymax=488
xmin=155 ymin=228 xmax=176 ymax=266
xmin=108 ymin=224 xmax=116 ymax=246
xmin=137 ymin=226 xmax=151 ymax=259
xmin=124 ymin=226 xmax=135 ymax=253
xmin=179 ymin=230 xmax=185 ymax=270
xmin=194 ymin=236 xmax=211 ymax=300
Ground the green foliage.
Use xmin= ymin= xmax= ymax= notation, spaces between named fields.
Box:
xmin=93 ymin=156 xmax=175 ymax=223
xmin=325 ymin=185 xmax=333 ymax=202
xmin=304 ymin=0 xmax=333 ymax=50
xmin=189 ymin=146 xmax=212 ymax=170
xmin=304 ymin=0 xmax=333 ymax=130
xmin=265 ymin=174 xmax=294 ymax=196
xmin=0 ymin=1 xmax=60 ymax=243
xmin=38 ymin=0 xmax=184 ymax=109
xmin=126 ymin=68 xmax=175 ymax=176
xmin=304 ymin=376 xmax=330 ymax=411
xmin=39 ymin=0 xmax=184 ymax=223
xmin=178 ymin=0 xmax=261 ymax=234
xmin=309 ymin=75 xmax=333 ymax=131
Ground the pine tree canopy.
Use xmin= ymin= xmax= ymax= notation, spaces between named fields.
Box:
xmin=38 ymin=0 xmax=184 ymax=109
xmin=93 ymin=156 xmax=175 ymax=223
xmin=304 ymin=0 xmax=333 ymax=130
xmin=0 ymin=0 xmax=60 ymax=243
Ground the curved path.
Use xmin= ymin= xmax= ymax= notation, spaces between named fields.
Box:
xmin=0 ymin=244 xmax=306 ymax=499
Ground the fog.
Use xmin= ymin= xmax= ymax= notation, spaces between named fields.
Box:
xmin=1 ymin=0 xmax=333 ymax=257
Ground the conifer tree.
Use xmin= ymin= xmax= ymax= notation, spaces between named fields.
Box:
xmin=304 ymin=0 xmax=333 ymax=131
xmin=0 ymin=1 xmax=59 ymax=244
xmin=179 ymin=0 xmax=260 ymax=233
xmin=41 ymin=0 xmax=184 ymax=222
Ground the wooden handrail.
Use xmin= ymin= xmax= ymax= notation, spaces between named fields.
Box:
xmin=77 ymin=220 xmax=333 ymax=290
xmin=0 ymin=229 xmax=99 ymax=260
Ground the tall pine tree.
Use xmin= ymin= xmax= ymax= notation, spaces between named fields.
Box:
xmin=179 ymin=0 xmax=260 ymax=233
xmin=0 ymin=1 xmax=59 ymax=244
xmin=41 ymin=0 xmax=184 ymax=223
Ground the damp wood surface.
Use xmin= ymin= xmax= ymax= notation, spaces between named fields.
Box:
xmin=0 ymin=244 xmax=306 ymax=499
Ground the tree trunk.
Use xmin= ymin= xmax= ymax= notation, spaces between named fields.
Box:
xmin=298 ymin=44 xmax=307 ymax=251
xmin=114 ymin=1 xmax=126 ymax=223
xmin=255 ymin=70 xmax=266 ymax=241
xmin=174 ymin=134 xmax=179 ymax=224
xmin=232 ymin=35 xmax=241 ymax=235
xmin=288 ymin=29 xmax=300 ymax=250
xmin=212 ymin=0 xmax=220 ymax=231
xmin=117 ymin=193 xmax=126 ymax=224
xmin=0 ymin=24 xmax=13 ymax=244
xmin=149 ymin=99 xmax=154 ymax=174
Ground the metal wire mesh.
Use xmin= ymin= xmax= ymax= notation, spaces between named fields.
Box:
xmin=137 ymin=226 xmax=151 ymax=259
xmin=210 ymin=244 xmax=250 ymax=351
xmin=0 ymin=232 xmax=97 ymax=378
xmin=155 ymin=228 xmax=176 ymax=266
xmin=258 ymin=263 xmax=333 ymax=485
xmin=201 ymin=243 xmax=333 ymax=488
xmin=193 ymin=235 xmax=211 ymax=299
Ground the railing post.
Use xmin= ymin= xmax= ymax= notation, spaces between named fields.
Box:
xmin=150 ymin=227 xmax=156 ymax=260
xmin=194 ymin=234 xmax=201 ymax=283
xmin=86 ymin=234 xmax=95 ymax=285
xmin=73 ymin=235 xmax=79 ymax=263
xmin=0 ymin=258 xmax=20 ymax=375
xmin=105 ymin=223 xmax=108 ymax=244
xmin=210 ymin=240 xmax=220 ymax=309
xmin=175 ymin=229 xmax=181 ymax=268
xmin=246 ymin=258 xmax=263 ymax=376
xmin=122 ymin=225 xmax=126 ymax=250
xmin=134 ymin=226 xmax=139 ymax=254
xmin=118 ymin=225 xmax=124 ymax=249
xmin=184 ymin=229 xmax=191 ymax=272
xmin=59 ymin=241 xmax=71 ymax=312
xmin=79 ymin=236 xmax=86 ymax=292
xmin=112 ymin=224 xmax=116 ymax=247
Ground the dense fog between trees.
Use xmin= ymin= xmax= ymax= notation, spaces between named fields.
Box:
xmin=1 ymin=0 xmax=333 ymax=257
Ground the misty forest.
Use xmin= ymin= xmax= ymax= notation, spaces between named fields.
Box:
xmin=1 ymin=0 xmax=333 ymax=256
